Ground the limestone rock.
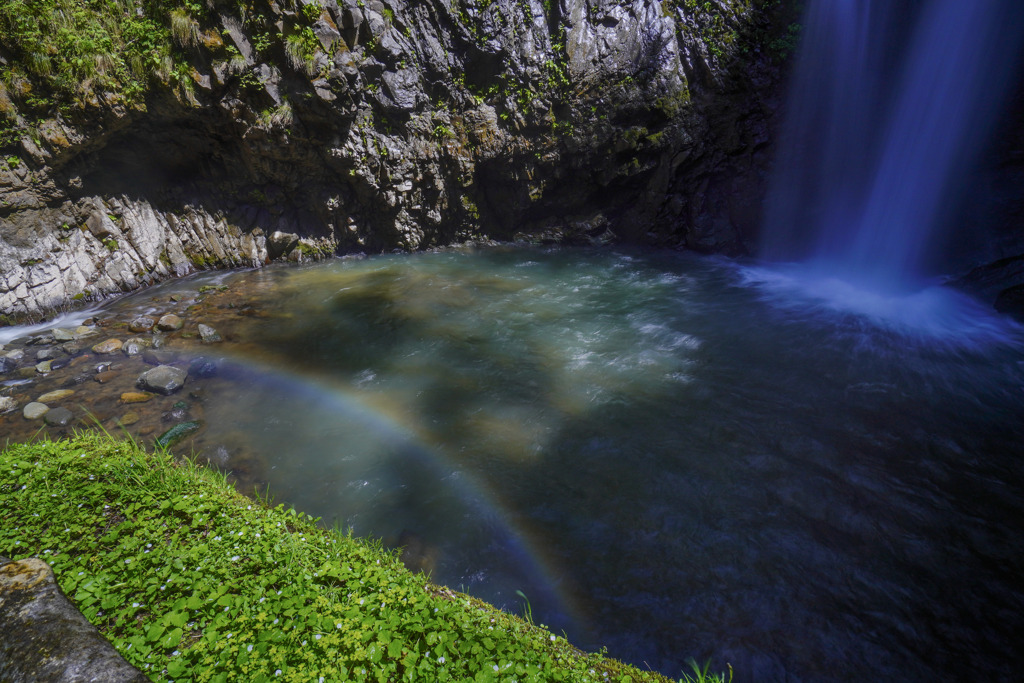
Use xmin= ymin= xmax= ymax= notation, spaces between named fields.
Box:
xmin=137 ymin=365 xmax=187 ymax=395
xmin=0 ymin=557 xmax=148 ymax=682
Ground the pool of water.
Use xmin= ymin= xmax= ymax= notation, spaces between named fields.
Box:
xmin=7 ymin=246 xmax=1024 ymax=681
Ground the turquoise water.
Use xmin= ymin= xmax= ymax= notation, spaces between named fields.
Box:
xmin=28 ymin=246 xmax=1024 ymax=681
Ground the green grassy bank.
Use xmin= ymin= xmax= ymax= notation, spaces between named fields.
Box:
xmin=0 ymin=432 xmax=729 ymax=682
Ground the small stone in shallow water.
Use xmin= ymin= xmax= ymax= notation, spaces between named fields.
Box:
xmin=44 ymin=406 xmax=73 ymax=427
xmin=122 ymin=337 xmax=152 ymax=356
xmin=197 ymin=324 xmax=222 ymax=343
xmin=37 ymin=389 xmax=74 ymax=403
xmin=95 ymin=371 xmax=120 ymax=384
xmin=50 ymin=358 xmax=69 ymax=371
xmin=128 ymin=316 xmax=155 ymax=333
xmin=23 ymin=402 xmax=48 ymax=420
xmin=156 ymin=314 xmax=184 ymax=331
xmin=117 ymin=411 xmax=140 ymax=426
xmin=137 ymin=365 xmax=187 ymax=395
xmin=0 ymin=396 xmax=17 ymax=413
xmin=35 ymin=360 xmax=52 ymax=374
xmin=142 ymin=350 xmax=177 ymax=366
xmin=17 ymin=367 xmax=37 ymax=379
xmin=51 ymin=327 xmax=76 ymax=342
xmin=72 ymin=326 xmax=96 ymax=340
xmin=188 ymin=357 xmax=219 ymax=378
xmin=91 ymin=338 xmax=123 ymax=354
xmin=120 ymin=392 xmax=155 ymax=404
xmin=35 ymin=348 xmax=59 ymax=361
xmin=4 ymin=349 xmax=24 ymax=361
xmin=156 ymin=421 xmax=202 ymax=449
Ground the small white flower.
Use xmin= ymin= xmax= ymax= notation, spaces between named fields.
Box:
xmin=247 ymin=644 xmax=253 ymax=652
xmin=132 ymin=603 xmax=139 ymax=608
xmin=438 ymin=656 xmax=445 ymax=664
xmin=493 ymin=665 xmax=500 ymax=672
xmin=315 ymin=634 xmax=322 ymax=640
xmin=231 ymin=555 xmax=240 ymax=562
xmin=275 ymin=670 xmax=282 ymax=676
xmin=273 ymin=619 xmax=279 ymax=624
xmin=550 ymin=635 xmax=556 ymax=641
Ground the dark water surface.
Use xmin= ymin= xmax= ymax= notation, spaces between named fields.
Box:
xmin=13 ymin=247 xmax=1024 ymax=681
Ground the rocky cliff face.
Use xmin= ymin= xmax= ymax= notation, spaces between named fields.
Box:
xmin=0 ymin=0 xmax=786 ymax=321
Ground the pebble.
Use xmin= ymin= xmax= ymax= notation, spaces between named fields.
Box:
xmin=0 ymin=396 xmax=17 ymax=413
xmin=35 ymin=360 xmax=53 ymax=374
xmin=120 ymin=392 xmax=155 ymax=404
xmin=4 ymin=349 xmax=24 ymax=361
xmin=72 ymin=326 xmax=96 ymax=340
xmin=91 ymin=339 xmax=123 ymax=354
xmin=37 ymin=389 xmax=75 ymax=403
xmin=23 ymin=402 xmax=49 ymax=420
xmin=35 ymin=348 xmax=59 ymax=361
xmin=156 ymin=314 xmax=184 ymax=331
xmin=117 ymin=411 xmax=140 ymax=426
xmin=95 ymin=371 xmax=120 ymax=384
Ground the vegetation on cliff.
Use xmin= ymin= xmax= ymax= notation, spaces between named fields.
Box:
xmin=0 ymin=432 xmax=731 ymax=682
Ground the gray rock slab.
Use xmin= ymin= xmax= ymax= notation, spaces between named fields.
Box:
xmin=0 ymin=557 xmax=148 ymax=682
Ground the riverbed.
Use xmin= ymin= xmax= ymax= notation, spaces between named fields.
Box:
xmin=2 ymin=246 xmax=1023 ymax=682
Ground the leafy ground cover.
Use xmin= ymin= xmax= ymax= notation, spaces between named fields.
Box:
xmin=0 ymin=431 xmax=729 ymax=682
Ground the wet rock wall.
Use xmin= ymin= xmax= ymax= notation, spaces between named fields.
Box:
xmin=0 ymin=0 xmax=788 ymax=321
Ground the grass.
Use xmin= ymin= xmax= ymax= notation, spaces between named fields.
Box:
xmin=0 ymin=431 xmax=732 ymax=682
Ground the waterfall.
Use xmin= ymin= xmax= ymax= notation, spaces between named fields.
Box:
xmin=762 ymin=0 xmax=1024 ymax=294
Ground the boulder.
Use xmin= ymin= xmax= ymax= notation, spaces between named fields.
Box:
xmin=0 ymin=557 xmax=148 ymax=682
xmin=137 ymin=365 xmax=187 ymax=395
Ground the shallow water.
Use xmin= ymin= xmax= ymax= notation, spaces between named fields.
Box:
xmin=5 ymin=246 xmax=1024 ymax=681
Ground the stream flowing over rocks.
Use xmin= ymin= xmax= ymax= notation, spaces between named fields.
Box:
xmin=0 ymin=0 xmax=788 ymax=322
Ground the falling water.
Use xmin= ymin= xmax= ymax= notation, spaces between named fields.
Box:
xmin=762 ymin=0 xmax=1024 ymax=293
